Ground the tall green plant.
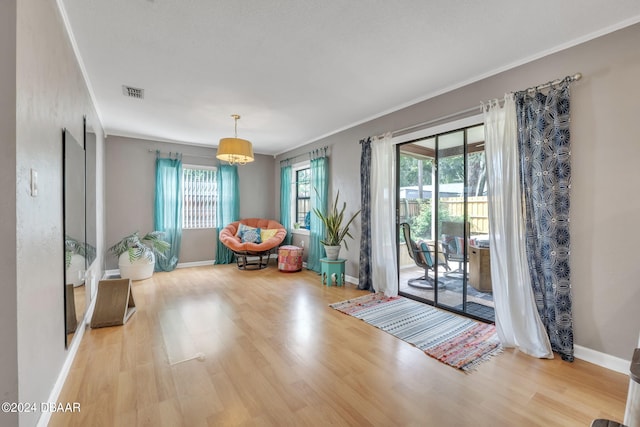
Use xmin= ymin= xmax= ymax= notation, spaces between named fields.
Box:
xmin=313 ymin=190 xmax=360 ymax=249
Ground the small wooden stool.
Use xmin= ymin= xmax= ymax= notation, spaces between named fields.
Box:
xmin=90 ymin=278 xmax=136 ymax=328
xmin=278 ymin=245 xmax=303 ymax=272
xmin=320 ymin=258 xmax=346 ymax=286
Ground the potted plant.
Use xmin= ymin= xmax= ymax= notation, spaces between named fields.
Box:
xmin=313 ymin=190 xmax=361 ymax=260
xmin=65 ymin=235 xmax=95 ymax=286
xmin=108 ymin=231 xmax=170 ymax=280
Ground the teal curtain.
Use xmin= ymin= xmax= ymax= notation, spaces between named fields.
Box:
xmin=215 ymin=164 xmax=239 ymax=264
xmin=280 ymin=163 xmax=292 ymax=245
xmin=154 ymin=154 xmax=183 ymax=271
xmin=307 ymin=151 xmax=328 ymax=272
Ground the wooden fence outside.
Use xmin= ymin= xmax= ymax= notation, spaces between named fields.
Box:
xmin=399 ymin=197 xmax=489 ymax=235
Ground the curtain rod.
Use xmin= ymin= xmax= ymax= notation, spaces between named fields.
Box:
xmin=517 ymin=72 xmax=582 ymax=94
xmin=373 ymin=105 xmax=481 ymax=140
xmin=148 ymin=149 xmax=216 ymax=160
xmin=280 ymin=145 xmax=328 ymax=165
xmin=280 ymin=153 xmax=307 ymax=165
xmin=374 ymin=72 xmax=582 ymax=141
xmin=481 ymin=72 xmax=582 ymax=111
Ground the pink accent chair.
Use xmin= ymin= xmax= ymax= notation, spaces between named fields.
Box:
xmin=218 ymin=218 xmax=287 ymax=269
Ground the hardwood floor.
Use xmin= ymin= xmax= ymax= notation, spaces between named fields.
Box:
xmin=50 ymin=264 xmax=628 ymax=426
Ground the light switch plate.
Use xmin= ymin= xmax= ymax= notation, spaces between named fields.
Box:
xmin=30 ymin=169 xmax=38 ymax=197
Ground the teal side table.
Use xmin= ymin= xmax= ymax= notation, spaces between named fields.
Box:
xmin=320 ymin=258 xmax=346 ymax=287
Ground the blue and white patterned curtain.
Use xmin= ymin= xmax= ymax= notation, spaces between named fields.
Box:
xmin=515 ymin=79 xmax=574 ymax=361
xmin=358 ymin=138 xmax=372 ymax=291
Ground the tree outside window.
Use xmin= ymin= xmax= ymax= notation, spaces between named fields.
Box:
xmin=295 ymin=168 xmax=310 ymax=228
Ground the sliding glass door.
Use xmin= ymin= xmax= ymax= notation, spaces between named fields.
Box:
xmin=436 ymin=130 xmax=466 ymax=312
xmin=397 ymin=123 xmax=494 ymax=323
xmin=398 ymin=137 xmax=438 ymax=299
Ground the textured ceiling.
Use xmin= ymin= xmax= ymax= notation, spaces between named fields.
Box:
xmin=60 ymin=0 xmax=640 ymax=155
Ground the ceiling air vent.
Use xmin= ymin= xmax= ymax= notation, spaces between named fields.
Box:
xmin=122 ymin=85 xmax=144 ymax=99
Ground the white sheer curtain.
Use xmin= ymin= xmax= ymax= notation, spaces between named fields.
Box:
xmin=371 ymin=133 xmax=398 ymax=296
xmin=483 ymin=95 xmax=553 ymax=359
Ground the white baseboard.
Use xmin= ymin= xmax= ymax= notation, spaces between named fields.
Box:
xmin=104 ymin=269 xmax=119 ymax=278
xmin=37 ymin=295 xmax=96 ymax=427
xmin=574 ymin=344 xmax=631 ymax=375
xmin=299 ymin=262 xmax=359 ymax=286
xmin=345 ymin=274 xmax=359 ymax=285
xmin=104 ymin=260 xmax=215 ymax=279
xmin=177 ymin=260 xmax=214 ymax=269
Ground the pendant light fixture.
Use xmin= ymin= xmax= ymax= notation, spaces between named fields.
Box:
xmin=216 ymin=114 xmax=254 ymax=165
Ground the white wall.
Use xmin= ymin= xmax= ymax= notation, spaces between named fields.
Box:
xmin=14 ymin=0 xmax=105 ymax=425
xmin=0 ymin=1 xmax=18 ymax=426
xmin=275 ymin=23 xmax=640 ymax=361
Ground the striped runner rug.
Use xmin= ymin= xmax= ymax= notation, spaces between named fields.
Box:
xmin=330 ymin=293 xmax=502 ymax=372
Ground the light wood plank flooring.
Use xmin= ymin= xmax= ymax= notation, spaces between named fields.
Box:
xmin=50 ymin=264 xmax=628 ymax=426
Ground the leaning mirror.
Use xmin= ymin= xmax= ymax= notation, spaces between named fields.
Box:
xmin=85 ymin=118 xmax=97 ymax=285
xmin=63 ymin=128 xmax=86 ymax=348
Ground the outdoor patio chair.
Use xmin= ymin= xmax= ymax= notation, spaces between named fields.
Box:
xmin=400 ymin=222 xmax=447 ymax=289
xmin=441 ymin=221 xmax=469 ymax=278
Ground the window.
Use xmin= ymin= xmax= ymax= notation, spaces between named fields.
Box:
xmin=397 ymin=117 xmax=495 ymax=322
xmin=295 ymin=167 xmax=310 ymax=228
xmin=182 ymin=166 xmax=216 ymax=229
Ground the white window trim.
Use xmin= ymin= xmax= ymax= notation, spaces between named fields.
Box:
xmin=392 ymin=113 xmax=484 ymax=145
xmin=184 ymin=164 xmax=217 ymax=172
xmin=291 ymin=160 xmax=310 ymax=230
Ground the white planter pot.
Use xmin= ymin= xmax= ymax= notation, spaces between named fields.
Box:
xmin=118 ymin=252 xmax=155 ymax=280
xmin=66 ymin=254 xmax=85 ymax=287
xmin=324 ymin=245 xmax=342 ymax=260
